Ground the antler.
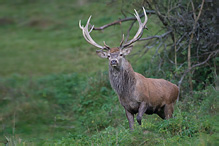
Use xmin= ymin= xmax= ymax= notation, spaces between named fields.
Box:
xmin=79 ymin=16 xmax=108 ymax=51
xmin=120 ymin=7 xmax=148 ymax=49
xmin=79 ymin=7 xmax=147 ymax=51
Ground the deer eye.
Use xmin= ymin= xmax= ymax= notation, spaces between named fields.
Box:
xmin=107 ymin=55 xmax=110 ymax=58
xmin=120 ymin=54 xmax=123 ymax=56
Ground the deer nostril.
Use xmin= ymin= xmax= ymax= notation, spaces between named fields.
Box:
xmin=111 ymin=60 xmax=117 ymax=65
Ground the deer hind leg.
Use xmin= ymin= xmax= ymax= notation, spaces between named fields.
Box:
xmin=157 ymin=107 xmax=165 ymax=119
xmin=164 ymin=103 xmax=174 ymax=119
xmin=136 ymin=102 xmax=147 ymax=125
xmin=157 ymin=109 xmax=165 ymax=119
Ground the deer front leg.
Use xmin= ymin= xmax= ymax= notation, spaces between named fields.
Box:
xmin=136 ymin=102 xmax=147 ymax=125
xmin=125 ymin=109 xmax=134 ymax=130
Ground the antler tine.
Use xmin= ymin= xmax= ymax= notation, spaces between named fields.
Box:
xmin=120 ymin=7 xmax=148 ymax=49
xmin=86 ymin=15 xmax=92 ymax=28
xmin=103 ymin=41 xmax=110 ymax=50
xmin=142 ymin=7 xmax=148 ymax=25
xmin=79 ymin=16 xmax=106 ymax=50
xmin=119 ymin=34 xmax=124 ymax=48
xmin=79 ymin=20 xmax=82 ymax=28
xmin=89 ymin=25 xmax=94 ymax=33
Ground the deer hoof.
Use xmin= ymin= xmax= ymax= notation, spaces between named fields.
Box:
xmin=136 ymin=115 xmax=142 ymax=125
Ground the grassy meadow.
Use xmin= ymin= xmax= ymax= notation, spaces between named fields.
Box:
xmin=0 ymin=0 xmax=218 ymax=145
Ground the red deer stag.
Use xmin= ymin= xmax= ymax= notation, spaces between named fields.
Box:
xmin=79 ymin=7 xmax=179 ymax=130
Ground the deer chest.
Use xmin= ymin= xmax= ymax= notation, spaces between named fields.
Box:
xmin=119 ymin=96 xmax=140 ymax=114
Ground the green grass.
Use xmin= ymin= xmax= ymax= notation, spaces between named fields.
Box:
xmin=0 ymin=0 xmax=161 ymax=77
xmin=1 ymin=72 xmax=218 ymax=145
xmin=0 ymin=0 xmax=218 ymax=145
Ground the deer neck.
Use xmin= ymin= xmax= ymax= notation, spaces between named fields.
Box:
xmin=109 ymin=58 xmax=136 ymax=97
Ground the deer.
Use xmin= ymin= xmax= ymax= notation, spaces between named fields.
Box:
xmin=79 ymin=7 xmax=179 ymax=130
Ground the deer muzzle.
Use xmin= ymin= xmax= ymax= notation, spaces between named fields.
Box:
xmin=110 ymin=60 xmax=118 ymax=66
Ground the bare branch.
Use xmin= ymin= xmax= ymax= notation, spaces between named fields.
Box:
xmin=93 ymin=10 xmax=155 ymax=30
xmin=178 ymin=49 xmax=219 ymax=93
xmin=139 ymin=30 xmax=172 ymax=41
xmin=187 ymin=0 xmax=205 ymax=90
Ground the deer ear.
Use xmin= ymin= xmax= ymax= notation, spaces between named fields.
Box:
xmin=122 ymin=46 xmax=133 ymax=56
xmin=96 ymin=50 xmax=108 ymax=58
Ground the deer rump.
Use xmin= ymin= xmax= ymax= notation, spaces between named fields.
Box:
xmin=120 ymin=73 xmax=178 ymax=117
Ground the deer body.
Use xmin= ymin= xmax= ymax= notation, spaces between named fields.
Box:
xmin=79 ymin=7 xmax=179 ymax=130
xmin=109 ymin=55 xmax=178 ymax=129
xmin=109 ymin=59 xmax=178 ymax=114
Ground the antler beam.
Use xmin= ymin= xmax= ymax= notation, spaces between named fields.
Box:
xmin=79 ymin=7 xmax=148 ymax=51
xmin=120 ymin=7 xmax=148 ymax=49
xmin=79 ymin=16 xmax=108 ymax=50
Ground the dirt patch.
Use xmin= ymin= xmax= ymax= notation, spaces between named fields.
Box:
xmin=143 ymin=130 xmax=150 ymax=134
xmin=27 ymin=19 xmax=53 ymax=28
xmin=0 ymin=18 xmax=14 ymax=26
xmin=25 ymin=18 xmax=65 ymax=29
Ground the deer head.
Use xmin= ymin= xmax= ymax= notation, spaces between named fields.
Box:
xmin=79 ymin=7 xmax=148 ymax=68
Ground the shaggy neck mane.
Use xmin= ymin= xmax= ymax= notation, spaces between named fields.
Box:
xmin=109 ymin=59 xmax=136 ymax=97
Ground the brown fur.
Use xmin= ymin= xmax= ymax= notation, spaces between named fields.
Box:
xmin=110 ymin=48 xmax=120 ymax=53
xmin=108 ymin=50 xmax=179 ymax=130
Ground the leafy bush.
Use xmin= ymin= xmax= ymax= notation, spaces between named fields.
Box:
xmin=57 ymin=85 xmax=217 ymax=145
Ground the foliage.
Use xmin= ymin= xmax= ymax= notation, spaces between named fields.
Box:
xmin=58 ymin=86 xmax=218 ymax=145
xmin=1 ymin=72 xmax=217 ymax=145
xmin=0 ymin=0 xmax=218 ymax=145
xmin=114 ymin=0 xmax=218 ymax=92
xmin=143 ymin=0 xmax=218 ymax=92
